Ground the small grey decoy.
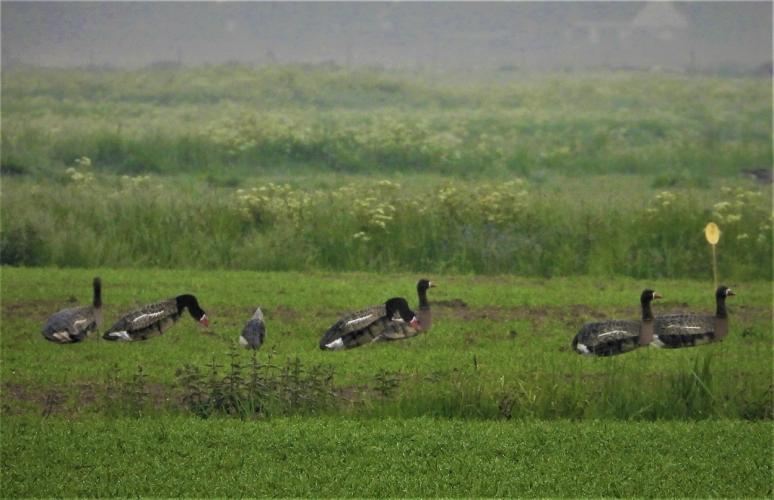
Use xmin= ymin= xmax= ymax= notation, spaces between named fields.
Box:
xmin=239 ymin=307 xmax=266 ymax=349
xmin=572 ymin=289 xmax=661 ymax=356
xmin=103 ymin=294 xmax=209 ymax=341
xmin=42 ymin=277 xmax=102 ymax=344
xmin=653 ymin=286 xmax=735 ymax=348
xmin=320 ymin=279 xmax=435 ymax=351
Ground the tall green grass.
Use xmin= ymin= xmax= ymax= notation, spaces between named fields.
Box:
xmin=2 ymin=65 xmax=771 ymax=177
xmin=2 ymin=176 xmax=770 ymax=279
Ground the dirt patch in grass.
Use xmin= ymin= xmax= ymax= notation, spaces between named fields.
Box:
xmin=2 ymin=381 xmax=174 ymax=417
xmin=2 ymin=299 xmax=73 ymax=322
xmin=272 ymin=305 xmax=302 ymax=322
xmin=442 ymin=304 xmax=607 ymax=326
xmin=433 ymin=299 xmax=469 ymax=308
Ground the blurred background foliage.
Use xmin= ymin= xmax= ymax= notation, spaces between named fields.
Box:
xmin=1 ymin=65 xmax=771 ymax=278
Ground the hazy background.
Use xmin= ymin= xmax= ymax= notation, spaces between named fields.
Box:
xmin=2 ymin=1 xmax=771 ymax=73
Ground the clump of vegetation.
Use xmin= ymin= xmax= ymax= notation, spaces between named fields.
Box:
xmin=175 ymin=350 xmax=336 ymax=419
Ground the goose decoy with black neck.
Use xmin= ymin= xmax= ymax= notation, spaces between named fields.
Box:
xmin=42 ymin=277 xmax=102 ymax=344
xmin=653 ymin=286 xmax=735 ymax=348
xmin=103 ymin=294 xmax=209 ymax=341
xmin=320 ymin=279 xmax=435 ymax=351
xmin=240 ymin=307 xmax=266 ymax=349
xmin=572 ymin=289 xmax=661 ymax=356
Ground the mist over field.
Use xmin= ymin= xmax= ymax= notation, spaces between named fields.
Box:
xmin=3 ymin=1 xmax=772 ymax=72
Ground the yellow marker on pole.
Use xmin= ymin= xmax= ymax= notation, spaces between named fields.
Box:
xmin=704 ymin=222 xmax=721 ymax=290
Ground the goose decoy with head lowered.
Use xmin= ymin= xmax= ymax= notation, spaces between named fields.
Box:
xmin=320 ymin=279 xmax=435 ymax=351
xmin=572 ymin=289 xmax=661 ymax=356
xmin=103 ymin=294 xmax=209 ymax=341
xmin=42 ymin=277 xmax=102 ymax=344
xmin=653 ymin=286 xmax=735 ymax=348
xmin=239 ymin=307 xmax=266 ymax=350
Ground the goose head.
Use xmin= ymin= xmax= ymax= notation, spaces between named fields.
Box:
xmin=716 ymin=286 xmax=735 ymax=299
xmin=641 ymin=289 xmax=662 ymax=305
xmin=417 ymin=279 xmax=435 ymax=293
xmin=176 ymin=294 xmax=210 ymax=327
xmin=385 ymin=297 xmax=419 ymax=329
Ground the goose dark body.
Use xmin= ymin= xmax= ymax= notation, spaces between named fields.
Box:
xmin=103 ymin=294 xmax=209 ymax=341
xmin=42 ymin=277 xmax=102 ymax=344
xmin=320 ymin=279 xmax=434 ymax=350
xmin=572 ymin=289 xmax=660 ymax=356
xmin=240 ymin=307 xmax=266 ymax=350
xmin=653 ymin=286 xmax=734 ymax=348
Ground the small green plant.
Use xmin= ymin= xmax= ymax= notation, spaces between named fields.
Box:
xmin=373 ymin=369 xmax=401 ymax=399
xmin=173 ymin=352 xmax=335 ymax=419
xmin=667 ymin=353 xmax=717 ymax=418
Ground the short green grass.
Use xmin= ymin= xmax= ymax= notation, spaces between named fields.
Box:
xmin=2 ymin=268 xmax=771 ymax=496
xmin=1 ymin=267 xmax=771 ymax=420
xmin=3 ymin=64 xmax=771 ymax=498
xmin=1 ymin=416 xmax=771 ymax=497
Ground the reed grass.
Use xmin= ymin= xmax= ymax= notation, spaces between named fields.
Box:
xmin=1 ymin=175 xmax=770 ymax=279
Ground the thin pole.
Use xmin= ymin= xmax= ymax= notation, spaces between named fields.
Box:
xmin=711 ymin=244 xmax=718 ymax=290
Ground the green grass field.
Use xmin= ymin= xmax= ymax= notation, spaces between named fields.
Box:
xmin=3 ymin=66 xmax=772 ymax=278
xmin=2 ymin=417 xmax=771 ymax=497
xmin=3 ymin=66 xmax=770 ymax=179
xmin=1 ymin=267 xmax=772 ymax=496
xmin=2 ymin=65 xmax=772 ymax=496
xmin=2 ymin=267 xmax=771 ymax=417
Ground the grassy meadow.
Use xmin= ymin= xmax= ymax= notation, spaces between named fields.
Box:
xmin=3 ymin=417 xmax=771 ymax=497
xmin=1 ymin=65 xmax=772 ymax=496
xmin=1 ymin=267 xmax=772 ymax=496
xmin=2 ymin=66 xmax=770 ymax=178
xmin=1 ymin=65 xmax=771 ymax=279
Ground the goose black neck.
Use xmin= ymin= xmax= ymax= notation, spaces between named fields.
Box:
xmin=641 ymin=299 xmax=653 ymax=321
xmin=92 ymin=278 xmax=102 ymax=308
xmin=385 ymin=297 xmax=415 ymax=322
xmin=417 ymin=288 xmax=429 ymax=309
xmin=642 ymin=302 xmax=653 ymax=321
xmin=176 ymin=294 xmax=205 ymax=320
xmin=716 ymin=296 xmax=728 ymax=318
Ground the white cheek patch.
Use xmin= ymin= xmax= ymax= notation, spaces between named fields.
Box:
xmin=131 ymin=311 xmax=166 ymax=326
